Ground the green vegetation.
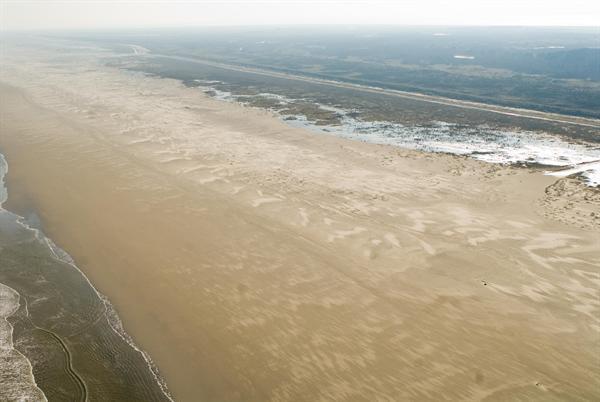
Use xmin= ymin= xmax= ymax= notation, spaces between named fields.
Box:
xmin=66 ymin=26 xmax=600 ymax=120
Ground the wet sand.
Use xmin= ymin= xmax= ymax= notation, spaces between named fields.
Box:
xmin=0 ymin=46 xmax=599 ymax=401
xmin=0 ymin=283 xmax=45 ymax=401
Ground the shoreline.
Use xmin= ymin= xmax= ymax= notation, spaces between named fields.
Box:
xmin=12 ymin=194 xmax=175 ymax=402
xmin=0 ymin=153 xmax=47 ymax=402
xmin=3 ymin=150 xmax=173 ymax=400
xmin=0 ymin=148 xmax=173 ymax=400
xmin=1 ymin=49 xmax=599 ymax=401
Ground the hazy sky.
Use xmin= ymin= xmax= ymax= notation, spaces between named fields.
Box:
xmin=2 ymin=0 xmax=600 ymax=31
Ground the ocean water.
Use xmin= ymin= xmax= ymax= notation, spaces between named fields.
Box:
xmin=195 ymin=85 xmax=600 ymax=187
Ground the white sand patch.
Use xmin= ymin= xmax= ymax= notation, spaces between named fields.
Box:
xmin=197 ymin=176 xmax=221 ymax=184
xmin=418 ymin=240 xmax=436 ymax=255
xmin=252 ymin=197 xmax=283 ymax=207
xmin=127 ymin=44 xmax=150 ymax=55
xmin=327 ymin=226 xmax=367 ymax=242
xmin=384 ymin=233 xmax=400 ymax=247
xmin=546 ymin=161 xmax=600 ymax=187
xmin=231 ymin=185 xmax=245 ymax=195
xmin=298 ymin=208 xmax=310 ymax=227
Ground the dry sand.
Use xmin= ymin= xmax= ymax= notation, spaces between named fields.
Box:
xmin=0 ymin=44 xmax=599 ymax=401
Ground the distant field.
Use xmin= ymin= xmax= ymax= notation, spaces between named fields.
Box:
xmin=110 ymin=51 xmax=599 ymax=144
xmin=61 ymin=26 xmax=600 ymax=119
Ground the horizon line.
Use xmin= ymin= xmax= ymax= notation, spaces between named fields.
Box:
xmin=2 ymin=23 xmax=599 ymax=33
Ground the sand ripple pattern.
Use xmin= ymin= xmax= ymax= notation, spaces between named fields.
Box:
xmin=0 ymin=39 xmax=598 ymax=401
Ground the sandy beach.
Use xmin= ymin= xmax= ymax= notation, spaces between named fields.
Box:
xmin=0 ymin=44 xmax=599 ymax=401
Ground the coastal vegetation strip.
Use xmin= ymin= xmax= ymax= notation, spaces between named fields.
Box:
xmin=147 ymin=53 xmax=600 ymax=129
